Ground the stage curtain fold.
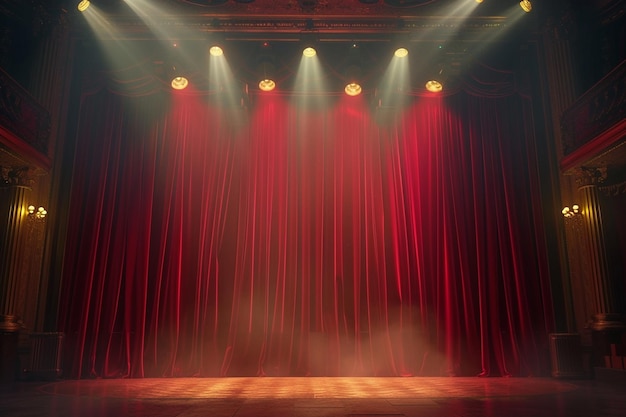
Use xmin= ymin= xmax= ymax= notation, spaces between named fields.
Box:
xmin=59 ymin=64 xmax=554 ymax=378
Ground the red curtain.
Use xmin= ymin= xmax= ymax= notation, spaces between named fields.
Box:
xmin=59 ymin=63 xmax=554 ymax=378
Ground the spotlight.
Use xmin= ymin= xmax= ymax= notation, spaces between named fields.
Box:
xmin=425 ymin=64 xmax=446 ymax=93
xmin=169 ymin=63 xmax=189 ymax=90
xmin=475 ymin=0 xmax=483 ymax=3
xmin=343 ymin=43 xmax=363 ymax=96
xmin=77 ymin=0 xmax=90 ymax=11
xmin=171 ymin=76 xmax=189 ymax=90
xmin=425 ymin=80 xmax=443 ymax=93
xmin=257 ymin=42 xmax=276 ymax=92
xmin=209 ymin=45 xmax=224 ymax=56
xmin=394 ymin=47 xmax=408 ymax=58
xmin=344 ymin=63 xmax=363 ymax=96
xmin=300 ymin=32 xmax=319 ymax=58
xmin=344 ymin=83 xmax=362 ymax=96
xmin=519 ymin=0 xmax=532 ymax=12
xmin=259 ymin=79 xmax=276 ymax=92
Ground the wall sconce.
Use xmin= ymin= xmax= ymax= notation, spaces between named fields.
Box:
xmin=28 ymin=205 xmax=48 ymax=220
xmin=561 ymin=204 xmax=579 ymax=218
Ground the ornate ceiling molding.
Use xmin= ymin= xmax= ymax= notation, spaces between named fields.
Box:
xmin=99 ymin=0 xmax=508 ymax=17
xmin=66 ymin=0 xmax=521 ymax=42
xmin=0 ymin=68 xmax=51 ymax=157
xmin=78 ymin=15 xmax=511 ymax=42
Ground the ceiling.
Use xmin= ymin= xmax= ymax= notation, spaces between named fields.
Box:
xmin=65 ymin=0 xmax=540 ymax=93
xmin=1 ymin=0 xmax=542 ymax=175
xmin=6 ymin=1 xmax=625 ymax=177
xmin=64 ymin=0 xmax=537 ymax=42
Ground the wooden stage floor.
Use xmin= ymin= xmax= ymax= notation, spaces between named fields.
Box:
xmin=1 ymin=376 xmax=625 ymax=417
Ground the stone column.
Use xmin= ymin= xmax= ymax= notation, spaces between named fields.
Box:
xmin=576 ymin=167 xmax=624 ymax=330
xmin=575 ymin=167 xmax=625 ymax=369
xmin=0 ymin=167 xmax=32 ymax=384
xmin=0 ymin=167 xmax=33 ymax=323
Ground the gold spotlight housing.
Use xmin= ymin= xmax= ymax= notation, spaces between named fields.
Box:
xmin=425 ymin=80 xmax=443 ymax=93
xmin=171 ymin=76 xmax=189 ymax=90
xmin=77 ymin=0 xmax=90 ymax=12
xmin=394 ymin=48 xmax=409 ymax=58
xmin=209 ymin=46 xmax=224 ymax=56
xmin=520 ymin=0 xmax=532 ymax=12
xmin=344 ymin=82 xmax=362 ymax=96
xmin=303 ymin=47 xmax=317 ymax=58
xmin=259 ymin=79 xmax=276 ymax=92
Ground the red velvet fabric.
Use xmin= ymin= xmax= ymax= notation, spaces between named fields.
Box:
xmin=59 ymin=64 xmax=554 ymax=378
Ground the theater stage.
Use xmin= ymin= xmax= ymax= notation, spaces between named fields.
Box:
xmin=1 ymin=376 xmax=624 ymax=417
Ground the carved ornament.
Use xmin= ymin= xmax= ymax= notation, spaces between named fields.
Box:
xmin=0 ymin=166 xmax=35 ymax=187
xmin=575 ymin=166 xmax=608 ymax=187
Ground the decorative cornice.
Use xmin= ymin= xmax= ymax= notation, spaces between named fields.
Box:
xmin=561 ymin=60 xmax=626 ymax=157
xmin=104 ymin=0 xmax=505 ymax=18
xmin=0 ymin=67 xmax=51 ymax=156
xmin=70 ymin=13 xmax=511 ymax=42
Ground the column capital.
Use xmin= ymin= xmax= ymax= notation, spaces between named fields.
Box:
xmin=574 ymin=166 xmax=607 ymax=187
xmin=0 ymin=166 xmax=36 ymax=188
xmin=542 ymin=4 xmax=579 ymax=42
